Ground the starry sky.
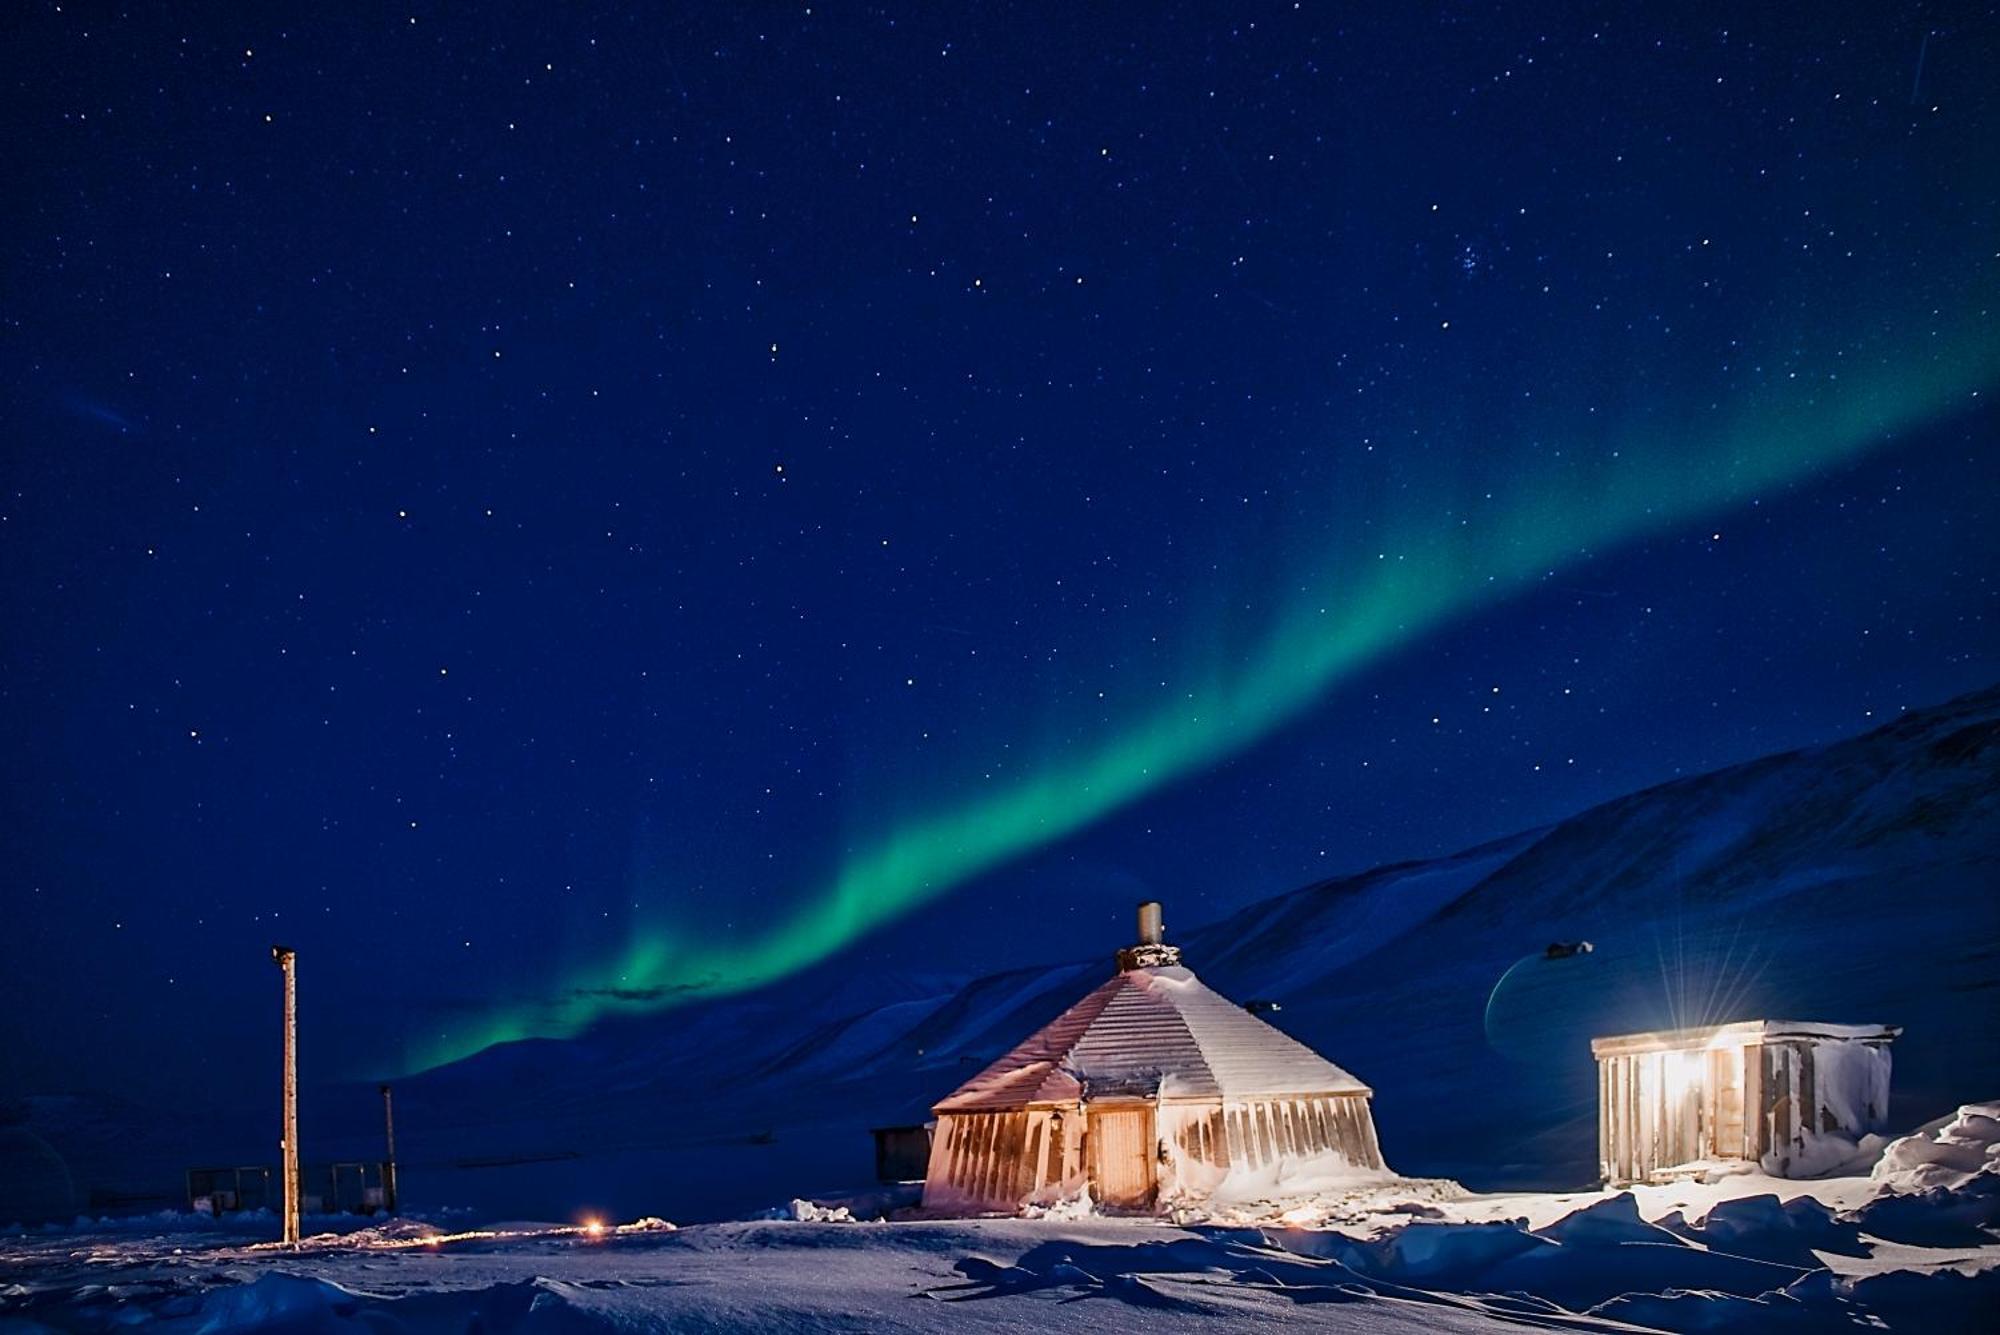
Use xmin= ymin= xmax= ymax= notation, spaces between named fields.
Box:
xmin=2 ymin=4 xmax=1995 ymax=1100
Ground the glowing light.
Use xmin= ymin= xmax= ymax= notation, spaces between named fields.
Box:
xmin=1660 ymin=1049 xmax=1703 ymax=1107
xmin=583 ymin=1217 xmax=606 ymax=1237
xmin=410 ymin=311 xmax=1997 ymax=1073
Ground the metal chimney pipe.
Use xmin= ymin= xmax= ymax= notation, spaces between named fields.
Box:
xmin=1137 ymin=900 xmax=1164 ymax=946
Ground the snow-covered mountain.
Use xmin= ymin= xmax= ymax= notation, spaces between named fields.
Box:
xmin=7 ymin=685 xmax=1996 ymax=1225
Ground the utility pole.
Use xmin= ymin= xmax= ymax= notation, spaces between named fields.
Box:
xmin=379 ymin=1083 xmax=398 ymax=1214
xmin=272 ymin=945 xmax=300 ymax=1247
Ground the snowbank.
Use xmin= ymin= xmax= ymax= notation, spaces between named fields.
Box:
xmin=762 ymin=1197 xmax=856 ymax=1222
xmin=1264 ymin=1186 xmax=1997 ymax=1326
xmin=1873 ymin=1101 xmax=2000 ymax=1193
xmin=1198 ymin=1148 xmax=1399 ymax=1205
xmin=1669 ymin=1192 xmax=1867 ymax=1267
xmin=4 ymin=1184 xmax=1996 ymax=1333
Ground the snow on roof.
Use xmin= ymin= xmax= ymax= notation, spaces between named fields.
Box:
xmin=1590 ymin=1019 xmax=1901 ymax=1058
xmin=933 ymin=965 xmax=1371 ymax=1113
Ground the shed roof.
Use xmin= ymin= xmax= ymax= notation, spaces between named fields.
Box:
xmin=1590 ymin=1019 xmax=1901 ymax=1059
xmin=932 ymin=965 xmax=1370 ymax=1113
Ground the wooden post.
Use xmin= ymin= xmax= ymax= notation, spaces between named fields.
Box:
xmin=272 ymin=945 xmax=300 ymax=1246
xmin=379 ymin=1083 xmax=398 ymax=1214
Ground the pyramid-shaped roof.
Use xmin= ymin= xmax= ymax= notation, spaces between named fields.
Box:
xmin=933 ymin=964 xmax=1370 ymax=1113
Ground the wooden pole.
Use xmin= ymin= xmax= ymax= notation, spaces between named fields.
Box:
xmin=379 ymin=1083 xmax=398 ymax=1214
xmin=272 ymin=945 xmax=300 ymax=1246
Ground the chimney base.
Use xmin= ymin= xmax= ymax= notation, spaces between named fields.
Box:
xmin=1117 ymin=941 xmax=1182 ymax=971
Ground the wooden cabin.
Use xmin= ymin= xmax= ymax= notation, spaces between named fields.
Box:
xmin=1592 ymin=1020 xmax=1898 ymax=1186
xmin=921 ymin=902 xmax=1386 ymax=1214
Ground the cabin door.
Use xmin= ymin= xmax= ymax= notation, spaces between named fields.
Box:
xmin=1087 ymin=1105 xmax=1156 ymax=1210
xmin=1709 ymin=1046 xmax=1746 ymax=1160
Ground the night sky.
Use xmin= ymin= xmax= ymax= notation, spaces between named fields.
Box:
xmin=3 ymin=4 xmax=1995 ymax=1102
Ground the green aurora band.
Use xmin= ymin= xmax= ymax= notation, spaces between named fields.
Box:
xmin=411 ymin=318 xmax=1997 ymax=1073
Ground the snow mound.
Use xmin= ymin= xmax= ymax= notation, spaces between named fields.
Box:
xmin=931 ymin=1233 xmax=1402 ymax=1312
xmin=761 ymin=1197 xmax=855 ymax=1222
xmin=1363 ymin=1218 xmax=1551 ymax=1280
xmin=1843 ymin=1265 xmax=2000 ymax=1333
xmin=616 ymin=1216 xmax=677 ymax=1233
xmin=166 ymin=1272 xmax=368 ymax=1329
xmin=1265 ymin=1199 xmax=1815 ymax=1309
xmin=1264 ymin=1192 xmax=1999 ymax=1327
xmin=1169 ymin=1174 xmax=1465 ymax=1227
xmin=1778 ymin=1128 xmax=1891 ymax=1179
xmin=1838 ymin=1101 xmax=2000 ymax=1246
xmin=1677 ymin=1193 xmax=1867 ymax=1267
xmin=1019 ymin=1186 xmax=1096 ymax=1221
xmin=1848 ymin=1177 xmax=2000 ymax=1248
xmin=1531 ymin=1191 xmax=1688 ymax=1248
xmin=1873 ymin=1101 xmax=2000 ymax=1193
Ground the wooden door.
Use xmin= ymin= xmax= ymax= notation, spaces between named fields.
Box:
xmin=1088 ymin=1105 xmax=1156 ymax=1210
xmin=1710 ymin=1045 xmax=1746 ymax=1160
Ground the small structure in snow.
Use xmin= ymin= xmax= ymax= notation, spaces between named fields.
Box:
xmin=870 ymin=1123 xmax=933 ymax=1184
xmin=1592 ymin=1020 xmax=1899 ymax=1186
xmin=186 ymin=1160 xmax=393 ymax=1217
xmin=921 ymin=901 xmax=1387 ymax=1215
xmin=186 ymin=1165 xmax=275 ymax=1216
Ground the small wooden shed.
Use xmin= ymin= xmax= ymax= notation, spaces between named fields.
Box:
xmin=870 ymin=1124 xmax=933 ymax=1184
xmin=1592 ymin=1020 xmax=1898 ymax=1186
xmin=921 ymin=902 xmax=1386 ymax=1214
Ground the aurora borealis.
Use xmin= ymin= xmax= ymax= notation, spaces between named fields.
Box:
xmin=423 ymin=311 xmax=1998 ymax=1068
xmin=4 ymin=4 xmax=1995 ymax=1099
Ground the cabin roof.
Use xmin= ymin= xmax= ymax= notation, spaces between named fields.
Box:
xmin=1590 ymin=1019 xmax=1901 ymax=1059
xmin=932 ymin=964 xmax=1371 ymax=1113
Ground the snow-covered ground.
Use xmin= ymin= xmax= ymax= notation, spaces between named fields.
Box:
xmin=1 ymin=1215 xmax=1591 ymax=1333
xmin=5 ymin=1105 xmax=1995 ymax=1332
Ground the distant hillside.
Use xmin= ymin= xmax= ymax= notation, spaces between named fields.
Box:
xmin=10 ymin=686 xmax=1997 ymax=1223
